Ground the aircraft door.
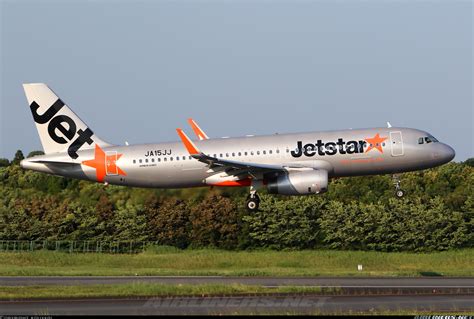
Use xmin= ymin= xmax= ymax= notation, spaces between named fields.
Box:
xmin=106 ymin=151 xmax=119 ymax=175
xmin=390 ymin=131 xmax=404 ymax=157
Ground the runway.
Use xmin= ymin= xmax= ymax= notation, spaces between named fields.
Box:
xmin=2 ymin=276 xmax=474 ymax=288
xmin=1 ymin=277 xmax=473 ymax=314
xmin=1 ymin=295 xmax=473 ymax=315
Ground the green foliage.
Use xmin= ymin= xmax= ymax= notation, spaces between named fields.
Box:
xmin=0 ymin=150 xmax=472 ymax=251
xmin=145 ymin=197 xmax=191 ymax=249
xmin=464 ymin=157 xmax=474 ymax=167
xmin=243 ymin=195 xmax=324 ymax=249
xmin=318 ymin=198 xmax=470 ymax=252
xmin=0 ymin=159 xmax=9 ymax=167
xmin=189 ymin=195 xmax=241 ymax=249
xmin=12 ymin=150 xmax=24 ymax=165
xmin=27 ymin=150 xmax=45 ymax=158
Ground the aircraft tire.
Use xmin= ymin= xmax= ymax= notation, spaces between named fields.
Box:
xmin=396 ymin=189 xmax=405 ymax=198
xmin=246 ymin=198 xmax=259 ymax=212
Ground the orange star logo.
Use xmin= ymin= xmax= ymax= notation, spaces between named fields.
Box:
xmin=82 ymin=145 xmax=126 ymax=183
xmin=365 ymin=133 xmax=388 ymax=153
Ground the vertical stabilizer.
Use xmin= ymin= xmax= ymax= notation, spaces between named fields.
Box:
xmin=23 ymin=83 xmax=111 ymax=159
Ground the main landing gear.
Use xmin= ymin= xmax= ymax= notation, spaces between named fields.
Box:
xmin=393 ymin=174 xmax=405 ymax=198
xmin=246 ymin=191 xmax=260 ymax=212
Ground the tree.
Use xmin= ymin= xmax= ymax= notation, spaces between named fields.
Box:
xmin=0 ymin=158 xmax=9 ymax=167
xmin=145 ymin=198 xmax=191 ymax=248
xmin=243 ymin=195 xmax=325 ymax=249
xmin=27 ymin=151 xmax=45 ymax=158
xmin=189 ymin=195 xmax=240 ymax=249
xmin=12 ymin=150 xmax=24 ymax=165
xmin=464 ymin=158 xmax=474 ymax=167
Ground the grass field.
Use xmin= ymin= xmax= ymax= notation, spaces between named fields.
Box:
xmin=0 ymin=248 xmax=473 ymax=277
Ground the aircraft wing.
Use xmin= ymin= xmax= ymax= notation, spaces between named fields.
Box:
xmin=176 ymin=128 xmax=288 ymax=178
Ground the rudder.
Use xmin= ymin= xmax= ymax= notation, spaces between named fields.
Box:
xmin=23 ymin=83 xmax=111 ymax=159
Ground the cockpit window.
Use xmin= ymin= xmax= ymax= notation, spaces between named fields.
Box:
xmin=419 ymin=135 xmax=439 ymax=144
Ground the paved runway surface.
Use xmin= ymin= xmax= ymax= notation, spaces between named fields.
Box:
xmin=1 ymin=295 xmax=473 ymax=315
xmin=2 ymin=276 xmax=474 ymax=288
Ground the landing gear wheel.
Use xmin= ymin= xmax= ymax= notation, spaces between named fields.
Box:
xmin=246 ymin=198 xmax=260 ymax=212
xmin=396 ymin=189 xmax=405 ymax=198
xmin=392 ymin=174 xmax=405 ymax=198
xmin=246 ymin=193 xmax=260 ymax=212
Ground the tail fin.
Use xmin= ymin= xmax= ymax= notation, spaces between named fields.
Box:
xmin=23 ymin=83 xmax=112 ymax=159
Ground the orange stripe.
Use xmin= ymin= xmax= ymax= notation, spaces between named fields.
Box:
xmin=209 ymin=179 xmax=252 ymax=187
xmin=176 ymin=128 xmax=199 ymax=155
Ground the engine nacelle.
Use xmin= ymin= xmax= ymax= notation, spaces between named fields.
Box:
xmin=267 ymin=170 xmax=328 ymax=195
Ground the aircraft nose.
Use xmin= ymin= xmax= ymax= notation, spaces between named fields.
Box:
xmin=440 ymin=144 xmax=455 ymax=163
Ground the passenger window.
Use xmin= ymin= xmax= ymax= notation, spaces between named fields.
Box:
xmin=183 ymin=156 xmax=186 ymax=160
xmin=139 ymin=159 xmax=142 ymax=163
xmin=257 ymin=151 xmax=260 ymax=155
xmin=176 ymin=157 xmax=179 ymax=161
xmin=232 ymin=152 xmax=235 ymax=157
xmin=151 ymin=158 xmax=155 ymax=163
xmin=145 ymin=159 xmax=149 ymax=163
xmin=238 ymin=152 xmax=242 ymax=156
xmin=158 ymin=158 xmax=161 ymax=162
xmin=164 ymin=158 xmax=167 ymax=162
xmin=263 ymin=150 xmax=266 ymax=155
xmin=276 ymin=149 xmax=280 ymax=154
xmin=244 ymin=152 xmax=248 ymax=156
xmin=133 ymin=160 xmax=136 ymax=164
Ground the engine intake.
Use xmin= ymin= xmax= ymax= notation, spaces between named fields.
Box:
xmin=267 ymin=170 xmax=328 ymax=195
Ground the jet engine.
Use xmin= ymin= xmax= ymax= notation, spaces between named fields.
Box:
xmin=267 ymin=170 xmax=328 ymax=195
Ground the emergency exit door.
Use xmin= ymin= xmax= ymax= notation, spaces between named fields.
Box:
xmin=106 ymin=151 xmax=119 ymax=175
xmin=390 ymin=131 xmax=404 ymax=157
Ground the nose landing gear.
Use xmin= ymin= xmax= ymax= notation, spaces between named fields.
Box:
xmin=393 ymin=175 xmax=405 ymax=198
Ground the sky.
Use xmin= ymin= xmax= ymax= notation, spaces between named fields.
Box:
xmin=1 ymin=0 xmax=472 ymax=161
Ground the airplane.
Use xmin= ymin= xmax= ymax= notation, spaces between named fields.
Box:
xmin=20 ymin=83 xmax=455 ymax=211
xmin=188 ymin=118 xmax=209 ymax=141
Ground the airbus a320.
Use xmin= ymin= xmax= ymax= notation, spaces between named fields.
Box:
xmin=20 ymin=83 xmax=455 ymax=211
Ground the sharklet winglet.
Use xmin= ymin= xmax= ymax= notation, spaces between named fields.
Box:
xmin=176 ymin=128 xmax=200 ymax=155
xmin=187 ymin=118 xmax=209 ymax=140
